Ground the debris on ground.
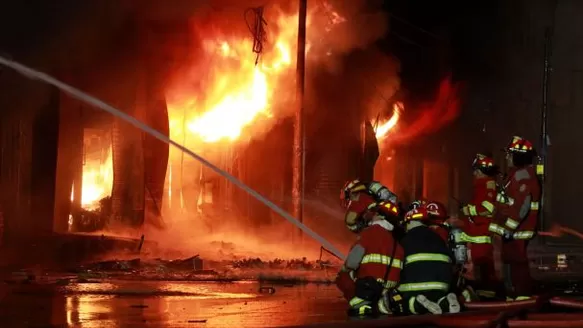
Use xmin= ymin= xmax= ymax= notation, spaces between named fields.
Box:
xmin=61 ymin=255 xmax=340 ymax=284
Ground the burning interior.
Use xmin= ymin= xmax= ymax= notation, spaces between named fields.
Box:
xmin=0 ymin=1 xmax=460 ymax=263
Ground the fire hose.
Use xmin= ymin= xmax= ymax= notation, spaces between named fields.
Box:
xmin=0 ymin=56 xmax=347 ymax=261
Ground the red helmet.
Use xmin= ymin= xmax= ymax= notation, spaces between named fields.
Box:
xmin=472 ymin=154 xmax=494 ymax=170
xmin=506 ymin=136 xmax=534 ymax=154
xmin=425 ymin=201 xmax=449 ymax=221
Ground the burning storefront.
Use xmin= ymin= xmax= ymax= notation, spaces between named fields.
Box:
xmin=0 ymin=1 xmax=463 ymax=260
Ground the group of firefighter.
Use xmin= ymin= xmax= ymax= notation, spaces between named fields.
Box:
xmin=336 ymin=135 xmax=541 ymax=317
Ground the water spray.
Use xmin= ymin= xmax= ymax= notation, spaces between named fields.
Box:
xmin=0 ymin=56 xmax=347 ymax=261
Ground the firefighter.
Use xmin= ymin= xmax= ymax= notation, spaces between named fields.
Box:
xmin=335 ymin=199 xmax=406 ymax=316
xmin=488 ymin=136 xmax=541 ymax=301
xmin=459 ymin=154 xmax=503 ymax=301
xmin=340 ymin=179 xmax=398 ymax=232
xmin=397 ymin=206 xmax=460 ymax=315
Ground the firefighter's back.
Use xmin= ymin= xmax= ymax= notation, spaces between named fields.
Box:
xmin=399 ymin=225 xmax=453 ymax=302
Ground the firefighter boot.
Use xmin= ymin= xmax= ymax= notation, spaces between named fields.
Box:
xmin=438 ymin=293 xmax=461 ymax=313
xmin=415 ymin=295 xmax=442 ymax=314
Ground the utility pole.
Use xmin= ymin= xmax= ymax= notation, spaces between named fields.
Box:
xmin=538 ymin=27 xmax=553 ymax=236
xmin=292 ymin=0 xmax=307 ymax=239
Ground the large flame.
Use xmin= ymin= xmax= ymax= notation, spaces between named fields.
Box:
xmin=165 ymin=4 xmax=351 ymax=146
xmin=167 ymin=10 xmax=305 ymax=145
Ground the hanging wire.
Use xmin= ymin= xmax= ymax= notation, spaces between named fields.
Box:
xmin=244 ymin=6 xmax=268 ymax=66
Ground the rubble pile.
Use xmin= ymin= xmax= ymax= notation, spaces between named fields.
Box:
xmin=62 ymin=255 xmax=340 ymax=284
xmin=228 ymin=257 xmax=334 ymax=270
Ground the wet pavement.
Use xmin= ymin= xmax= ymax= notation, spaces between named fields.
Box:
xmin=0 ymin=280 xmax=348 ymax=327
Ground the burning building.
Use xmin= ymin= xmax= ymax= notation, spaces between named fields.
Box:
xmin=0 ymin=1 xmax=463 ymax=259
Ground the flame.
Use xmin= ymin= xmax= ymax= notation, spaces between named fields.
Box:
xmin=375 ymin=102 xmax=402 ymax=139
xmin=71 ymin=147 xmax=113 ymax=211
xmin=166 ymin=4 xmax=347 ymax=146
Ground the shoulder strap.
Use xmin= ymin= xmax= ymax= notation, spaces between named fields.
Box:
xmin=382 ymin=235 xmax=398 ymax=284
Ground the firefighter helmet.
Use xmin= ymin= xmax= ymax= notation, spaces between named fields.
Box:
xmin=404 ymin=206 xmax=430 ymax=222
xmin=340 ymin=179 xmax=397 ymax=209
xmin=425 ymin=201 xmax=449 ymax=221
xmin=340 ymin=179 xmax=367 ymax=209
xmin=373 ymin=200 xmax=405 ymax=233
xmin=408 ymin=199 xmax=427 ymax=211
xmin=505 ymin=136 xmax=536 ymax=167
xmin=472 ymin=153 xmax=499 ymax=176
xmin=506 ymin=136 xmax=534 ymax=154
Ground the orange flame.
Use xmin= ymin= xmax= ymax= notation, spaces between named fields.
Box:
xmin=166 ymin=4 xmax=349 ymax=146
xmin=71 ymin=147 xmax=113 ymax=211
xmin=375 ymin=102 xmax=402 ymax=139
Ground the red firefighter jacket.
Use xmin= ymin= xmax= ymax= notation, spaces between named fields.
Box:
xmin=460 ymin=177 xmax=497 ymax=260
xmin=489 ymin=165 xmax=541 ymax=241
xmin=356 ymin=223 xmax=404 ymax=286
xmin=336 ymin=222 xmax=404 ymax=306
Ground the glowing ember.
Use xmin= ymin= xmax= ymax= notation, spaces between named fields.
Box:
xmin=375 ymin=102 xmax=402 ymax=139
xmin=71 ymin=147 xmax=113 ymax=211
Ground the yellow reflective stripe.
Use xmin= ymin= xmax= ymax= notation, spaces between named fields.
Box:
xmin=477 ymin=290 xmax=496 ymax=298
xmin=515 ymin=296 xmax=532 ymax=301
xmin=398 ymin=282 xmax=449 ymax=292
xmin=513 ymin=231 xmax=534 ymax=240
xmin=351 ymin=185 xmax=366 ymax=192
xmin=358 ymin=305 xmax=372 ymax=315
xmin=376 ymin=279 xmax=398 ymax=289
xmin=531 ymin=202 xmax=539 ymax=210
xmin=481 ymin=200 xmax=495 ymax=213
xmin=462 ymin=289 xmax=472 ymax=302
xmin=496 ymin=193 xmax=514 ymax=206
xmin=536 ymin=164 xmax=544 ymax=175
xmin=408 ymin=297 xmax=417 ymax=314
xmin=349 ymin=296 xmax=367 ymax=307
xmin=468 ymin=205 xmax=478 ymax=216
xmin=488 ymin=223 xmax=507 ymax=236
xmin=505 ymin=218 xmax=519 ymax=229
xmin=361 ymin=254 xmax=403 ymax=269
xmin=405 ymin=253 xmax=451 ymax=264
xmin=461 ymin=232 xmax=491 ymax=244
xmin=411 ymin=213 xmax=424 ymax=219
